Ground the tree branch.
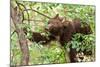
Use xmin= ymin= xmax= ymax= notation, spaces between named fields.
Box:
xmin=23 ymin=9 xmax=51 ymax=19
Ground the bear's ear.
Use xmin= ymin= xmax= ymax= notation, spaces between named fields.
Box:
xmin=59 ymin=17 xmax=64 ymax=21
xmin=53 ymin=14 xmax=59 ymax=19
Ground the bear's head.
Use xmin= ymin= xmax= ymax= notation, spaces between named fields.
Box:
xmin=47 ymin=14 xmax=63 ymax=36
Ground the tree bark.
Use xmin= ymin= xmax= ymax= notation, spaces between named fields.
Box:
xmin=11 ymin=6 xmax=29 ymax=65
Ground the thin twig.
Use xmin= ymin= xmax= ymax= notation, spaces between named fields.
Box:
xmin=23 ymin=9 xmax=51 ymax=19
xmin=23 ymin=19 xmax=45 ymax=22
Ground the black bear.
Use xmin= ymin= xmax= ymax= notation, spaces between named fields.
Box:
xmin=23 ymin=28 xmax=50 ymax=44
xmin=46 ymin=14 xmax=92 ymax=62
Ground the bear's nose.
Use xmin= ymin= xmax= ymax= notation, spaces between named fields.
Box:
xmin=48 ymin=24 xmax=52 ymax=29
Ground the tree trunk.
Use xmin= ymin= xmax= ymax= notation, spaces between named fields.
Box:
xmin=11 ymin=6 xmax=29 ymax=65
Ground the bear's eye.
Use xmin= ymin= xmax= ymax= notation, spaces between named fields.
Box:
xmin=63 ymin=26 xmax=67 ymax=29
